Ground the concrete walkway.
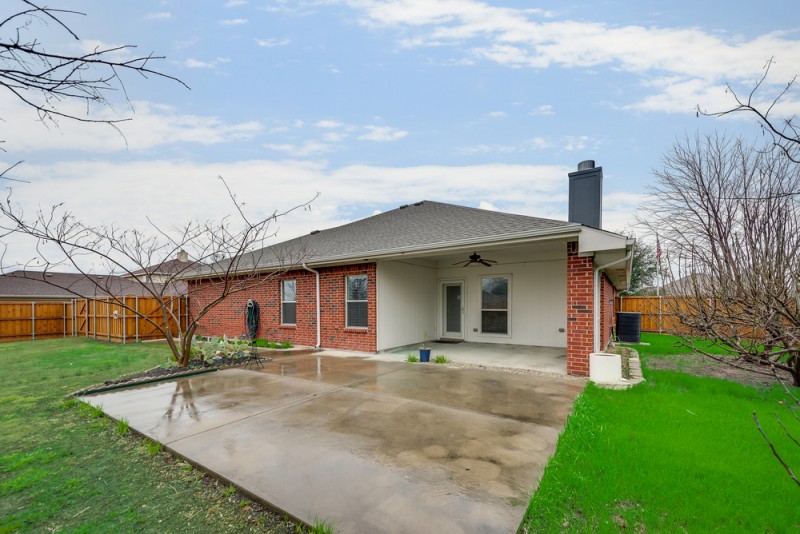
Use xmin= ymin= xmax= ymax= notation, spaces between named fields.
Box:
xmin=80 ymin=354 xmax=584 ymax=533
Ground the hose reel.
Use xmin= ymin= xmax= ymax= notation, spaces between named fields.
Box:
xmin=245 ymin=299 xmax=260 ymax=341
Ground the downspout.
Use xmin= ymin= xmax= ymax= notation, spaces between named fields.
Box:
xmin=302 ymin=263 xmax=321 ymax=348
xmin=593 ymin=249 xmax=633 ymax=353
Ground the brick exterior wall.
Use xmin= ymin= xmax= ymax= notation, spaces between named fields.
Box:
xmin=566 ymin=241 xmax=593 ymax=377
xmin=189 ymin=263 xmax=377 ymax=352
xmin=599 ymin=273 xmax=616 ymax=351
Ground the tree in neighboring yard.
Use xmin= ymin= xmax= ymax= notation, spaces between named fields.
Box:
xmin=639 ymin=133 xmax=800 ymax=386
xmin=620 ymin=233 xmax=658 ymax=295
xmin=0 ymin=1 xmax=185 ymax=174
xmin=0 ymin=178 xmax=317 ymax=366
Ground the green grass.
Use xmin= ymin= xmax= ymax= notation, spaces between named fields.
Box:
xmin=0 ymin=338 xmax=304 ymax=533
xmin=433 ymin=355 xmax=448 ymax=364
xmin=624 ymin=332 xmax=737 ymax=356
xmin=406 ymin=354 xmax=419 ymax=363
xmin=523 ymin=337 xmax=800 ymax=532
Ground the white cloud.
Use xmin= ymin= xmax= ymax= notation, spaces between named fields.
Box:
xmin=0 ymin=158 xmax=641 ymax=268
xmin=225 ymin=0 xmax=248 ymax=6
xmin=528 ymin=137 xmax=552 ymax=149
xmin=485 ymin=111 xmax=507 ymax=118
xmin=358 ymin=125 xmax=408 ymax=142
xmin=478 ymin=201 xmax=498 ymax=211
xmin=530 ymin=104 xmax=554 ymax=116
xmin=3 ymin=100 xmax=262 ymax=153
xmin=562 ymin=135 xmax=600 ymax=152
xmin=457 ymin=136 xmax=552 ymax=154
xmin=220 ymin=18 xmax=248 ymax=25
xmin=323 ymin=132 xmax=349 ymax=142
xmin=256 ymin=38 xmax=291 ymax=47
xmin=145 ymin=12 xmax=172 ymax=20
xmin=183 ymin=57 xmax=231 ymax=69
xmin=315 ymin=120 xmax=344 ymax=129
xmin=265 ymin=141 xmax=332 ymax=157
xmin=343 ymin=0 xmax=800 ymax=113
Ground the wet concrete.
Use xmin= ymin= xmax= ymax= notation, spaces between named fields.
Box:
xmin=81 ymin=353 xmax=584 ymax=533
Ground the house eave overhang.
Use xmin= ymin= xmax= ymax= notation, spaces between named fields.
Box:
xmin=183 ymin=225 xmax=582 ymax=280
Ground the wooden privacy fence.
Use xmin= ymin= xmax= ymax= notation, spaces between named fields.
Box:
xmin=615 ymin=296 xmax=682 ymax=333
xmin=0 ymin=297 xmax=189 ymax=344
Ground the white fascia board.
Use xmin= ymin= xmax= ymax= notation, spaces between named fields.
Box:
xmin=578 ymin=227 xmax=633 ymax=255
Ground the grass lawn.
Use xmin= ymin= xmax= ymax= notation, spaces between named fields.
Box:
xmin=0 ymin=338 xmax=302 ymax=533
xmin=522 ymin=333 xmax=800 ymax=532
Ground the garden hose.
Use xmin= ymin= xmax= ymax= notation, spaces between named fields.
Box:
xmin=245 ymin=299 xmax=260 ymax=341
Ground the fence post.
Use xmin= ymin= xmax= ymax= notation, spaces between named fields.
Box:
xmin=106 ymin=297 xmax=111 ymax=342
xmin=31 ymin=302 xmax=35 ymax=341
xmin=122 ymin=296 xmax=127 ymax=344
xmin=63 ymin=302 xmax=66 ymax=338
xmin=135 ymin=296 xmax=139 ymax=342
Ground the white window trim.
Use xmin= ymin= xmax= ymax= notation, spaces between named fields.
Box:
xmin=281 ymin=279 xmax=296 ymax=325
xmin=480 ymin=274 xmax=511 ymax=336
xmin=345 ymin=274 xmax=369 ymax=329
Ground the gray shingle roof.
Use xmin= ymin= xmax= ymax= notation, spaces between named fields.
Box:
xmin=129 ymin=258 xmax=195 ymax=276
xmin=0 ymin=271 xmax=181 ymax=299
xmin=195 ymin=200 xmax=578 ymax=275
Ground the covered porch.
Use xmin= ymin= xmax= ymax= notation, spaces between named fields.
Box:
xmin=375 ymin=239 xmax=570 ymax=352
xmin=377 ymin=341 xmax=568 ymax=374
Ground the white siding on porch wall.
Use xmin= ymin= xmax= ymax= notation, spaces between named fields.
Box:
xmin=376 ymin=261 xmax=436 ymax=351
xmin=436 ymin=258 xmax=567 ymax=348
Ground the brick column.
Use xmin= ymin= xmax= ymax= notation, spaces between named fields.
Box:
xmin=567 ymin=241 xmax=594 ymax=376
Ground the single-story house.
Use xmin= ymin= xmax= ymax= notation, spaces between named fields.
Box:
xmin=187 ymin=161 xmax=634 ymax=377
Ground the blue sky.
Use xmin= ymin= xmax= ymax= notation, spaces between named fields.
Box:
xmin=1 ymin=0 xmax=798 ymax=267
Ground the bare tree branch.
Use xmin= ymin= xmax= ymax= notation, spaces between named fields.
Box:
xmin=0 ymin=1 xmax=188 ymax=161
xmin=754 ymin=411 xmax=800 ymax=489
xmin=0 ymin=178 xmax=318 ymax=365
xmin=699 ymin=58 xmax=800 ymax=163
xmin=638 ymin=133 xmax=800 ymax=385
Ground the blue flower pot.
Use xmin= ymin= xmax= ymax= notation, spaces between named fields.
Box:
xmin=419 ymin=348 xmax=431 ymax=362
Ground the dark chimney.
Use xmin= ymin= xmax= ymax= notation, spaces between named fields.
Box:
xmin=568 ymin=160 xmax=603 ymax=228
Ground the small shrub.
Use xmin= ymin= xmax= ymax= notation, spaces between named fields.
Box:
xmin=406 ymin=354 xmax=419 ymax=363
xmin=144 ymin=439 xmax=161 ymax=456
xmin=311 ymin=518 xmax=334 ymax=534
xmin=434 ymin=355 xmax=448 ymax=364
xmin=116 ymin=418 xmax=130 ymax=435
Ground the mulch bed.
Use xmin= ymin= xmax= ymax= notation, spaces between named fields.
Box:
xmin=74 ymin=356 xmax=272 ymax=395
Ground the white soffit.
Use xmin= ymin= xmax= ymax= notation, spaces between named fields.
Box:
xmin=578 ymin=227 xmax=631 ymax=255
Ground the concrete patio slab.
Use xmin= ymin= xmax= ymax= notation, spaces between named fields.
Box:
xmin=81 ymin=354 xmax=583 ymax=533
xmin=323 ymin=341 xmax=569 ymax=375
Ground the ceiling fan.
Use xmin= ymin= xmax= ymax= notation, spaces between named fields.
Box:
xmin=453 ymin=251 xmax=497 ymax=267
